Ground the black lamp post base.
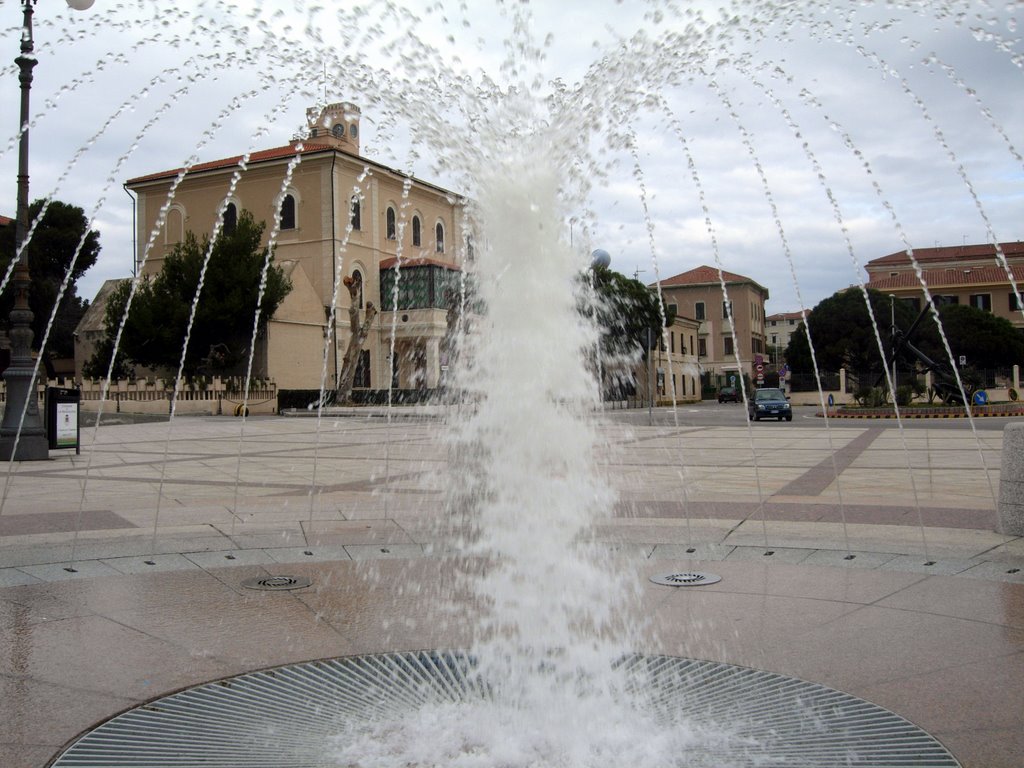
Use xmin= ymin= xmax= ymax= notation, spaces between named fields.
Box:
xmin=0 ymin=431 xmax=48 ymax=461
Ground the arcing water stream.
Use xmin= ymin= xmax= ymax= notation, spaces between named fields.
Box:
xmin=1 ymin=1 xmax=1020 ymax=765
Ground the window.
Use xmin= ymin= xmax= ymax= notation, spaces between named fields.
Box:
xmin=350 ymin=123 xmax=358 ymax=139
xmin=671 ymin=332 xmax=675 ymax=354
xmin=900 ymin=296 xmax=921 ymax=313
xmin=933 ymin=294 xmax=958 ymax=307
xmin=1011 ymin=292 xmax=1022 ymax=311
xmin=165 ymin=207 xmax=184 ymax=244
xmin=788 ymin=318 xmax=795 ymax=325
xmin=412 ymin=216 xmax=421 ymax=247
xmin=222 ymin=202 xmax=237 ymax=234
xmin=351 ymin=269 xmax=363 ymax=309
xmin=724 ymin=336 xmax=734 ymax=356
xmin=695 ymin=302 xmax=705 ymax=321
xmin=722 ymin=300 xmax=732 ymax=319
xmin=698 ymin=338 xmax=707 ymax=357
xmin=353 ymin=350 xmax=370 ymax=388
xmin=435 ymin=222 xmax=445 ymax=253
xmin=350 ymin=196 xmax=361 ymax=230
xmin=969 ymin=293 xmax=991 ymax=312
xmin=380 ymin=263 xmax=461 ymax=310
xmin=279 ymin=194 xmax=296 ymax=230
xmin=690 ymin=335 xmax=694 ymax=355
xmin=668 ymin=303 xmax=678 ymax=317
xmin=386 ymin=207 xmax=397 ymax=240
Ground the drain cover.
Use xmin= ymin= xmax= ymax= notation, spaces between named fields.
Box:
xmin=650 ymin=571 xmax=722 ymax=586
xmin=240 ymin=575 xmax=311 ymax=591
xmin=51 ymin=651 xmax=959 ymax=767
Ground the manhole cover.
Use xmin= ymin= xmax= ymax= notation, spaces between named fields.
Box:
xmin=240 ymin=575 xmax=312 ymax=591
xmin=51 ymin=651 xmax=959 ymax=767
xmin=650 ymin=571 xmax=722 ymax=586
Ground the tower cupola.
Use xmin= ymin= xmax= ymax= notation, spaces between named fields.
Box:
xmin=305 ymin=102 xmax=361 ymax=154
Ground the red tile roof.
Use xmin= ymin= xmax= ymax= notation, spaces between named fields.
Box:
xmin=657 ymin=264 xmax=767 ymax=294
xmin=766 ymin=311 xmax=805 ymax=321
xmin=867 ymin=241 xmax=1024 ymax=268
xmin=0 ymin=214 xmax=13 ymax=227
xmin=126 ymin=141 xmax=339 ymax=185
xmin=867 ymin=264 xmax=1024 ymax=290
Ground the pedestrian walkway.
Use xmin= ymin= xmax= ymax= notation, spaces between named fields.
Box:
xmin=1 ymin=415 xmax=1021 ymax=767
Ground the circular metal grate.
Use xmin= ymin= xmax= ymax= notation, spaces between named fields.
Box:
xmin=51 ymin=651 xmax=959 ymax=767
xmin=650 ymin=571 xmax=722 ymax=586
xmin=240 ymin=575 xmax=312 ymax=591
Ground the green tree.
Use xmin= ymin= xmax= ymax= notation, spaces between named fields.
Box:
xmin=0 ymin=199 xmax=100 ymax=362
xmin=785 ymin=287 xmax=918 ymax=377
xmin=589 ymin=265 xmax=676 ymax=358
xmin=86 ymin=210 xmax=290 ymax=378
xmin=916 ymin=303 xmax=1024 ymax=369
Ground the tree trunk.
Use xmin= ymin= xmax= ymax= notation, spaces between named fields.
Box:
xmin=336 ymin=273 xmax=377 ymax=404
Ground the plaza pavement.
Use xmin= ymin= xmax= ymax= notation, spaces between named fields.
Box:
xmin=0 ymin=410 xmax=1022 ymax=767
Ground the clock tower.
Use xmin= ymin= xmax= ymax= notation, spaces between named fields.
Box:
xmin=305 ymin=102 xmax=361 ymax=154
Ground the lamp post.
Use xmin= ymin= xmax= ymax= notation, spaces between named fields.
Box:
xmin=0 ymin=0 xmax=94 ymax=461
xmin=888 ymin=294 xmax=897 ymax=403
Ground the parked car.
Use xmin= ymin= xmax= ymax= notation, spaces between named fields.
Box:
xmin=718 ymin=386 xmax=740 ymax=403
xmin=748 ymin=387 xmax=792 ymax=421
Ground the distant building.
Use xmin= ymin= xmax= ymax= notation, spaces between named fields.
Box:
xmin=865 ymin=242 xmax=1024 ymax=331
xmin=98 ymin=103 xmax=466 ymax=392
xmin=653 ymin=265 xmax=769 ymax=381
xmin=650 ymin=315 xmax=703 ymax=402
xmin=766 ymin=311 xmax=805 ymax=359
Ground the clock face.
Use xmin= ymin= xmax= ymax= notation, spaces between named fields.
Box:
xmin=332 ymin=124 xmax=345 ymax=138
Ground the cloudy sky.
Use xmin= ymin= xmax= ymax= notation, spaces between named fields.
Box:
xmin=0 ymin=0 xmax=1021 ymax=318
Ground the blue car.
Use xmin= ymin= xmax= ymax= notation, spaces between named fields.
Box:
xmin=748 ymin=387 xmax=792 ymax=422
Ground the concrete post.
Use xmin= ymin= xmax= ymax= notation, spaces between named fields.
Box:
xmin=997 ymin=422 xmax=1024 ymax=536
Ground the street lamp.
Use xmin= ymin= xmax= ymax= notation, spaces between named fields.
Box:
xmin=889 ymin=294 xmax=897 ymax=402
xmin=0 ymin=0 xmax=94 ymax=461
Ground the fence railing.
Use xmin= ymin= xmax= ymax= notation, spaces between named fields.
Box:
xmin=0 ymin=377 xmax=278 ymax=416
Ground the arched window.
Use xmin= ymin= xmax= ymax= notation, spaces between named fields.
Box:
xmin=435 ymin=221 xmax=444 ymax=253
xmin=222 ymin=202 xmax=237 ymax=234
xmin=352 ymin=269 xmax=364 ymax=309
xmin=350 ymin=196 xmax=361 ymax=230
xmin=412 ymin=216 xmax=421 ymax=247
xmin=165 ymin=206 xmax=184 ymax=244
xmin=386 ymin=207 xmax=397 ymax=240
xmin=279 ymin=194 xmax=296 ymax=230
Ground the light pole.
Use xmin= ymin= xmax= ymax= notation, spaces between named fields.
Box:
xmin=889 ymin=294 xmax=897 ymax=402
xmin=0 ymin=0 xmax=94 ymax=461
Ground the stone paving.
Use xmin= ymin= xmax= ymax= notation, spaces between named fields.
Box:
xmin=0 ymin=412 xmax=1022 ymax=767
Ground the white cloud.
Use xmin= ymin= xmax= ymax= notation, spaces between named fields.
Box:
xmin=0 ymin=0 xmax=1020 ymax=323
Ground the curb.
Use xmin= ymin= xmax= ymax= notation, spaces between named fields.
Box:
xmin=821 ymin=407 xmax=1024 ymax=419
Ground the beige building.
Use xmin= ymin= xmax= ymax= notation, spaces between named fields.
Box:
xmin=114 ymin=102 xmax=466 ymax=393
xmin=865 ymin=242 xmax=1024 ymax=330
xmin=650 ymin=315 xmax=703 ymax=402
xmin=655 ymin=265 xmax=769 ymax=381
xmin=766 ymin=311 xmax=804 ymax=361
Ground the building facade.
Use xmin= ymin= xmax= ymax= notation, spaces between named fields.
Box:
xmin=865 ymin=242 xmax=1024 ymax=331
xmin=654 ymin=265 xmax=769 ymax=380
xmin=766 ymin=311 xmax=805 ymax=362
xmin=116 ymin=103 xmax=466 ymax=392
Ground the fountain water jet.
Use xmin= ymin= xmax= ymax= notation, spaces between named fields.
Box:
xmin=3 ymin=2 xmax=1019 ymax=766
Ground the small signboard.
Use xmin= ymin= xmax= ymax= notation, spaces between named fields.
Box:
xmin=45 ymin=387 xmax=80 ymax=454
